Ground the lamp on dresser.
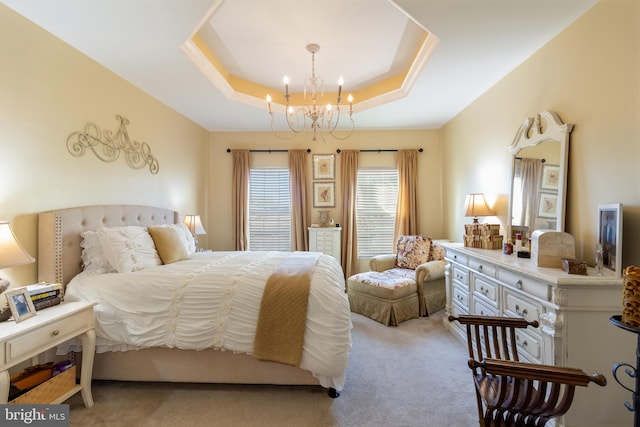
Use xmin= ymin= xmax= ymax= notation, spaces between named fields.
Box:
xmin=183 ymin=215 xmax=207 ymax=249
xmin=0 ymin=221 xmax=35 ymax=321
xmin=464 ymin=193 xmax=494 ymax=223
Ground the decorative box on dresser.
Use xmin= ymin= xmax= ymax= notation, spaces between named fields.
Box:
xmin=309 ymin=227 xmax=341 ymax=262
xmin=0 ymin=301 xmax=96 ymax=407
xmin=441 ymin=242 xmax=633 ymax=427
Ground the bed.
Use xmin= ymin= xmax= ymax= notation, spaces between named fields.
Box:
xmin=37 ymin=205 xmax=352 ymax=396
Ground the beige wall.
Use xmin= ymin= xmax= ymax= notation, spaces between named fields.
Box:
xmin=208 ymin=130 xmax=443 ymax=271
xmin=0 ymin=5 xmax=209 ymax=287
xmin=442 ymin=0 xmax=640 ymax=268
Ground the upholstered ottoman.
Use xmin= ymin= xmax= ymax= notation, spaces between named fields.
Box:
xmin=347 ymin=270 xmax=420 ymax=326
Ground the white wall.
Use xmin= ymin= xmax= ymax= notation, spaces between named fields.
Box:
xmin=442 ymin=0 xmax=640 ymax=268
xmin=0 ymin=5 xmax=209 ymax=287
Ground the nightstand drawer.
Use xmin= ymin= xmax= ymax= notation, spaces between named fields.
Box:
xmin=5 ymin=308 xmax=94 ymax=364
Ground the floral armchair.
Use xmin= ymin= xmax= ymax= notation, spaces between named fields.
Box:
xmin=347 ymin=235 xmax=447 ymax=326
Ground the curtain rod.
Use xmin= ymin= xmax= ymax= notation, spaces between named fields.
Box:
xmin=515 ymin=156 xmax=546 ymax=163
xmin=336 ymin=148 xmax=423 ymax=153
xmin=226 ymin=148 xmax=311 ymax=153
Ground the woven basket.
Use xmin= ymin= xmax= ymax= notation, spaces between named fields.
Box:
xmin=10 ymin=366 xmax=76 ymax=404
xmin=622 ymin=266 xmax=640 ymax=327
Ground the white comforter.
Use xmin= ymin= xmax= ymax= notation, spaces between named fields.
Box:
xmin=61 ymin=251 xmax=353 ymax=390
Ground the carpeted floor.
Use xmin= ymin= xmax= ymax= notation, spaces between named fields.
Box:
xmin=66 ymin=311 xmax=478 ymax=427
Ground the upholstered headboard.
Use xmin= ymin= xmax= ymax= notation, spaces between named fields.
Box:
xmin=38 ymin=205 xmax=179 ymax=286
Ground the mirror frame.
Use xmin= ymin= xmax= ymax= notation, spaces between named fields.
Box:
xmin=507 ymin=111 xmax=573 ymax=238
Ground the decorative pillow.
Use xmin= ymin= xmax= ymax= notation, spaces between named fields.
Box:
xmin=97 ymin=226 xmax=162 ymax=273
xmin=147 ymin=226 xmax=189 ymax=264
xmin=155 ymin=223 xmax=196 ymax=254
xmin=396 ymin=235 xmax=432 ymax=270
xmin=80 ymin=230 xmax=116 ymax=274
xmin=430 ymin=243 xmax=445 ymax=261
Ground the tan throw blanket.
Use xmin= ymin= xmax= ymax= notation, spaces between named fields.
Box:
xmin=253 ymin=252 xmax=320 ymax=366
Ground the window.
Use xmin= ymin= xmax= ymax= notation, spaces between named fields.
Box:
xmin=356 ymin=168 xmax=398 ymax=258
xmin=248 ymin=168 xmax=291 ymax=251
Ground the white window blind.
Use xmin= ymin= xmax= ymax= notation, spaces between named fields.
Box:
xmin=248 ymin=168 xmax=291 ymax=251
xmin=356 ymin=168 xmax=398 ymax=258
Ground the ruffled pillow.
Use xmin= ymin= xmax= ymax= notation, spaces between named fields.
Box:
xmin=80 ymin=230 xmax=116 ymax=274
xmin=97 ymin=226 xmax=162 ymax=273
xmin=396 ymin=235 xmax=432 ymax=270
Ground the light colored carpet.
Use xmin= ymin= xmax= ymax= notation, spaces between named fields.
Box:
xmin=66 ymin=311 xmax=478 ymax=427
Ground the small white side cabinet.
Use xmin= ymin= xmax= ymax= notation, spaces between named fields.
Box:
xmin=309 ymin=227 xmax=341 ymax=262
xmin=0 ymin=301 xmax=96 ymax=406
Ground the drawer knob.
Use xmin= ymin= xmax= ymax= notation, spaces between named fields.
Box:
xmin=515 ymin=304 xmax=528 ymax=316
xmin=52 ymin=330 xmax=60 ymax=336
xmin=516 ymin=280 xmax=523 ymax=290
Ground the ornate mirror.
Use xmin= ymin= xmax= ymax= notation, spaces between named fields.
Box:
xmin=507 ymin=111 xmax=572 ymax=240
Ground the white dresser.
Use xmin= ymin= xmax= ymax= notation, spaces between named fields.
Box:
xmin=309 ymin=227 xmax=341 ymax=261
xmin=441 ymin=242 xmax=632 ymax=427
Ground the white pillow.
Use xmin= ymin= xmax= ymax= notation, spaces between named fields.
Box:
xmin=156 ymin=223 xmax=196 ymax=254
xmin=80 ymin=230 xmax=116 ymax=274
xmin=97 ymin=226 xmax=162 ymax=273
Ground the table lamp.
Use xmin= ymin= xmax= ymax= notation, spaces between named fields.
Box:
xmin=183 ymin=215 xmax=207 ymax=249
xmin=0 ymin=221 xmax=35 ymax=320
xmin=464 ymin=193 xmax=494 ymax=223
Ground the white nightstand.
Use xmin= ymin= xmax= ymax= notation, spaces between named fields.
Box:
xmin=309 ymin=227 xmax=342 ymax=262
xmin=0 ymin=301 xmax=96 ymax=407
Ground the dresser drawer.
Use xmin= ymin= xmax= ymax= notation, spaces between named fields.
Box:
xmin=469 ymin=258 xmax=497 ymax=278
xmin=497 ymin=269 xmax=550 ymax=301
xmin=503 ymin=290 xmax=541 ymax=324
xmin=5 ymin=309 xmax=94 ymax=364
xmin=448 ymin=251 xmax=468 ymax=265
xmin=451 ymin=265 xmax=469 ymax=286
xmin=514 ymin=327 xmax=542 ymax=364
xmin=452 ymin=284 xmax=469 ymax=309
xmin=473 ymin=276 xmax=498 ymax=306
xmin=473 ymin=298 xmax=499 ymax=317
xmin=452 ymin=300 xmax=469 ymax=317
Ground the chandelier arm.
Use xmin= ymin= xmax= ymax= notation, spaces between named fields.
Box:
xmin=327 ymin=115 xmax=355 ymax=141
xmin=269 ymin=113 xmax=297 ymax=140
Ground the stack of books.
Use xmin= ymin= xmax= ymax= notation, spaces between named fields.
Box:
xmin=26 ymin=283 xmax=63 ymax=311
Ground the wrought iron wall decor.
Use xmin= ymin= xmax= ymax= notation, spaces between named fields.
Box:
xmin=67 ymin=115 xmax=159 ymax=174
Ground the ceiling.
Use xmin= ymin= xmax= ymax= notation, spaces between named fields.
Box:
xmin=2 ymin=0 xmax=599 ymax=132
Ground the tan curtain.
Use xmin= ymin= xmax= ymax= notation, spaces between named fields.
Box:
xmin=289 ymin=150 xmax=309 ymax=251
xmin=340 ymin=150 xmax=359 ymax=279
xmin=520 ymin=158 xmax=542 ymax=233
xmin=394 ymin=149 xmax=419 ymax=243
xmin=232 ymin=150 xmax=250 ymax=251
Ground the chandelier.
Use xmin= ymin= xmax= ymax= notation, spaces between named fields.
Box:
xmin=266 ymin=43 xmax=354 ymax=142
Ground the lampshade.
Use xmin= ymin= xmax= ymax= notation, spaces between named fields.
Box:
xmin=183 ymin=215 xmax=207 ymax=236
xmin=464 ymin=193 xmax=494 ymax=223
xmin=0 ymin=221 xmax=35 ymax=269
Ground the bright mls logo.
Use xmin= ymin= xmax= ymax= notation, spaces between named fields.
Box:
xmin=1 ymin=405 xmax=69 ymax=426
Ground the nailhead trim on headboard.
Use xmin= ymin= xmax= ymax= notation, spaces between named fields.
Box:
xmin=54 ymin=213 xmax=63 ymax=285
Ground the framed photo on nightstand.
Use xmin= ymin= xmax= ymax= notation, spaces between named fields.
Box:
xmin=5 ymin=287 xmax=36 ymax=323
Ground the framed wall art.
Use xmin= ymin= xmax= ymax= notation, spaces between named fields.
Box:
xmin=313 ymin=154 xmax=335 ymax=180
xmin=313 ymin=182 xmax=335 ymax=208
xmin=540 ymin=164 xmax=560 ymax=190
xmin=598 ymin=203 xmax=623 ymax=277
xmin=537 ymin=192 xmax=558 ymax=218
